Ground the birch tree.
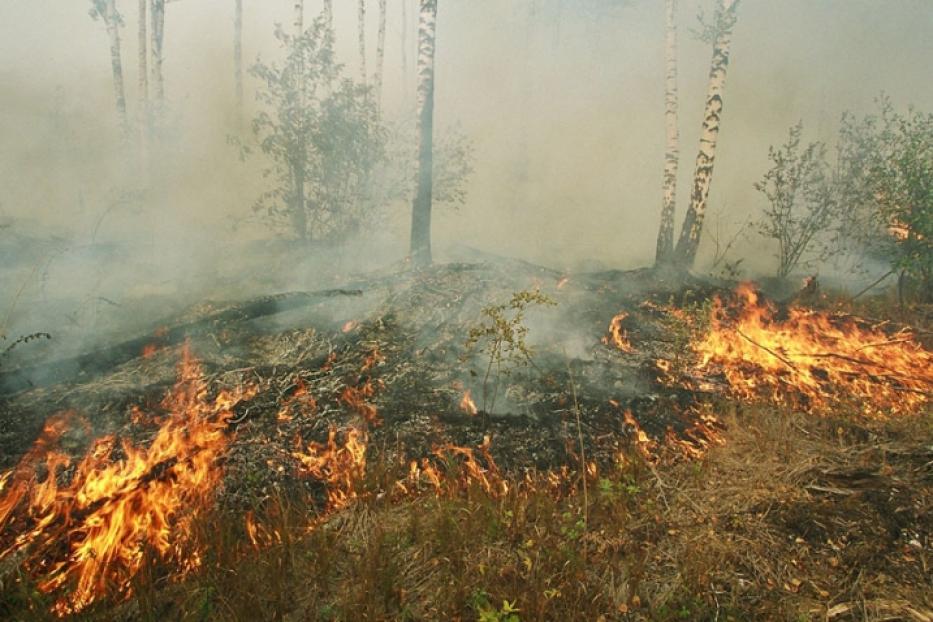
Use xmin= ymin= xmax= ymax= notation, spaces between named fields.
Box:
xmin=409 ymin=0 xmax=438 ymax=267
xmin=294 ymin=0 xmax=303 ymax=35
xmin=358 ymin=0 xmax=368 ymax=84
xmin=323 ymin=0 xmax=333 ymax=34
xmin=234 ymin=0 xmax=243 ymax=118
xmin=90 ymin=0 xmax=128 ymax=130
xmin=655 ymin=0 xmax=679 ymax=265
xmin=375 ymin=0 xmax=387 ymax=105
xmin=401 ymin=0 xmax=409 ymax=108
xmin=138 ymin=0 xmax=148 ymax=127
xmin=672 ymin=0 xmax=739 ymax=268
xmin=149 ymin=0 xmax=165 ymax=111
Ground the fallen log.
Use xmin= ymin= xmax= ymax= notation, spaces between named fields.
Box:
xmin=0 ymin=288 xmax=363 ymax=395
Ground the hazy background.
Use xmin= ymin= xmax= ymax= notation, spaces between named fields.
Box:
xmin=1 ymin=0 xmax=932 ymax=347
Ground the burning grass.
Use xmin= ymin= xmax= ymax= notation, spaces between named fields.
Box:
xmin=0 ymin=265 xmax=930 ymax=620
xmin=690 ymin=283 xmax=932 ymax=417
xmin=3 ymin=403 xmax=926 ymax=621
xmin=0 ymin=345 xmax=258 ymax=615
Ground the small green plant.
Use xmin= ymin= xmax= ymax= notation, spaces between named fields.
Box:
xmin=473 ymin=593 xmax=521 ymax=622
xmin=464 ymin=289 xmax=556 ymax=412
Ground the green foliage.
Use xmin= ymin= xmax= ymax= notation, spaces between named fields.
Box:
xmin=376 ymin=121 xmax=475 ymax=211
xmin=692 ymin=0 xmax=740 ymax=44
xmin=472 ymin=591 xmax=522 ymax=622
xmin=245 ymin=17 xmax=386 ymax=241
xmin=464 ymin=289 xmax=556 ymax=412
xmin=835 ymin=97 xmax=932 ymax=293
xmin=755 ymin=122 xmax=839 ymax=278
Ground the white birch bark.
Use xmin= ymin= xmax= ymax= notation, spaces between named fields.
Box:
xmin=655 ymin=0 xmax=679 ymax=264
xmin=409 ymin=0 xmax=437 ymax=267
xmin=294 ymin=0 xmax=303 ymax=36
xmin=358 ymin=0 xmax=368 ymax=84
xmin=234 ymin=0 xmax=243 ymax=117
xmin=375 ymin=0 xmax=387 ymax=105
xmin=102 ymin=0 xmax=128 ymax=129
xmin=673 ymin=0 xmax=739 ymax=267
xmin=149 ymin=0 xmax=165 ymax=110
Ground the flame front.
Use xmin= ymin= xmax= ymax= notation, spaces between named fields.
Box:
xmin=0 ymin=345 xmax=256 ymax=615
xmin=693 ymin=283 xmax=932 ymax=416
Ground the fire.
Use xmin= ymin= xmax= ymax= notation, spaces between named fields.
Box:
xmin=430 ymin=436 xmax=508 ymax=497
xmin=693 ymin=283 xmax=932 ymax=416
xmin=0 ymin=345 xmax=256 ymax=614
xmin=340 ymin=380 xmax=381 ymax=426
xmin=556 ymin=276 xmax=570 ymax=289
xmin=603 ymin=312 xmax=635 ymax=353
xmin=342 ymin=320 xmax=358 ymax=333
xmin=293 ymin=427 xmax=367 ymax=512
xmin=460 ymin=390 xmax=478 ymax=415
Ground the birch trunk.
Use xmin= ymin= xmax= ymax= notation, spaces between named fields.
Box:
xmin=375 ymin=0 xmax=387 ymax=105
xmin=409 ymin=0 xmax=437 ymax=267
xmin=104 ymin=0 xmax=128 ymax=129
xmin=234 ymin=0 xmax=243 ymax=118
xmin=149 ymin=0 xmax=165 ymax=109
xmin=672 ymin=0 xmax=739 ymax=268
xmin=358 ymin=0 xmax=367 ymax=84
xmin=323 ymin=0 xmax=333 ymax=33
xmin=401 ymin=0 xmax=409 ymax=109
xmin=655 ymin=0 xmax=679 ymax=265
xmin=292 ymin=0 xmax=306 ymax=239
xmin=294 ymin=0 xmax=303 ymax=35
xmin=137 ymin=0 xmax=148 ymax=120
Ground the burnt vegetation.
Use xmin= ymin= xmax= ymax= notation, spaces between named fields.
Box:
xmin=0 ymin=1 xmax=931 ymax=621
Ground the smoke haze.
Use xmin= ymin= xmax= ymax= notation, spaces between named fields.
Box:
xmin=1 ymin=0 xmax=931 ymax=355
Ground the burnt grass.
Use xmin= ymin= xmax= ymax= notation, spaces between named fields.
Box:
xmin=0 ymin=260 xmax=931 ymax=621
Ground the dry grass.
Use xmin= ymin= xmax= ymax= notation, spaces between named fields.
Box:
xmin=4 ymin=401 xmax=928 ymax=622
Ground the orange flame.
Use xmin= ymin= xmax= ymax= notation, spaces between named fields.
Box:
xmin=0 ymin=345 xmax=256 ymax=615
xmin=693 ymin=283 xmax=932 ymax=416
xmin=293 ymin=427 xmax=367 ymax=512
xmin=460 ymin=390 xmax=478 ymax=416
xmin=603 ymin=312 xmax=635 ymax=353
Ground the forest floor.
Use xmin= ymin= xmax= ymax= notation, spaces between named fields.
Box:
xmin=0 ymin=258 xmax=930 ymax=621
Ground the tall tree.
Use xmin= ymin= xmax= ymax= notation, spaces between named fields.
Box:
xmin=138 ymin=0 xmax=148 ymax=122
xmin=294 ymin=0 xmax=303 ymax=35
xmin=375 ymin=0 xmax=387 ymax=105
xmin=401 ymin=0 xmax=409 ymax=108
xmin=672 ymin=0 xmax=739 ymax=268
xmin=323 ymin=0 xmax=333 ymax=33
xmin=655 ymin=0 xmax=679 ymax=265
xmin=234 ymin=0 xmax=243 ymax=118
xmin=292 ymin=0 xmax=306 ymax=238
xmin=409 ymin=0 xmax=438 ymax=267
xmin=91 ymin=0 xmax=128 ymax=130
xmin=358 ymin=0 xmax=368 ymax=84
xmin=149 ymin=0 xmax=165 ymax=110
